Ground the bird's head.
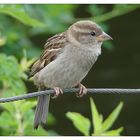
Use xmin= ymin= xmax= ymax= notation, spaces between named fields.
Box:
xmin=67 ymin=20 xmax=112 ymax=46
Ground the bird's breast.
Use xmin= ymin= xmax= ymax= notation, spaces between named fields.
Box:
xmin=61 ymin=45 xmax=101 ymax=71
xmin=35 ymin=45 xmax=101 ymax=88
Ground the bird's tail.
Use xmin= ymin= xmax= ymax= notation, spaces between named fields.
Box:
xmin=34 ymin=94 xmax=50 ymax=129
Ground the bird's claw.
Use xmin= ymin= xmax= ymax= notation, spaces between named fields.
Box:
xmin=76 ymin=83 xmax=87 ymax=98
xmin=51 ymin=87 xmax=63 ymax=99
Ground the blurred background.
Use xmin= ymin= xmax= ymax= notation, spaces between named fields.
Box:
xmin=0 ymin=4 xmax=140 ymax=136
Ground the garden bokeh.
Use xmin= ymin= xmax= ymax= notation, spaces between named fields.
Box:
xmin=0 ymin=4 xmax=140 ymax=136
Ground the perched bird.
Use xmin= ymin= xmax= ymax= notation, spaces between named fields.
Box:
xmin=28 ymin=20 xmax=112 ymax=129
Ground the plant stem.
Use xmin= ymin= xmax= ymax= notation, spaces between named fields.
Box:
xmin=14 ymin=102 xmax=25 ymax=136
xmin=94 ymin=5 xmax=140 ymax=23
xmin=70 ymin=5 xmax=140 ymax=24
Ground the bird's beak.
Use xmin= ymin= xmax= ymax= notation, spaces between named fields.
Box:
xmin=96 ymin=32 xmax=113 ymax=42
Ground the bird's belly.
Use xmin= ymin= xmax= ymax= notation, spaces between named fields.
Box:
xmin=34 ymin=45 xmax=100 ymax=88
xmin=36 ymin=59 xmax=89 ymax=88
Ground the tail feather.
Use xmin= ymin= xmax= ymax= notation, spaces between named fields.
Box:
xmin=34 ymin=95 xmax=50 ymax=129
xmin=41 ymin=95 xmax=50 ymax=124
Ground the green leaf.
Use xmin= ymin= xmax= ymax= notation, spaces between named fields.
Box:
xmin=88 ymin=5 xmax=106 ymax=16
xmin=66 ymin=112 xmax=90 ymax=136
xmin=90 ymin=98 xmax=102 ymax=134
xmin=47 ymin=130 xmax=59 ymax=136
xmin=24 ymin=125 xmax=48 ymax=136
xmin=47 ymin=113 xmax=56 ymax=126
xmin=0 ymin=102 xmax=15 ymax=115
xmin=29 ymin=5 xmax=77 ymax=34
xmin=102 ymin=127 xmax=123 ymax=136
xmin=103 ymin=41 xmax=115 ymax=51
xmin=20 ymin=101 xmax=36 ymax=114
xmin=102 ymin=102 xmax=123 ymax=132
xmin=0 ymin=5 xmax=45 ymax=27
xmin=0 ymin=112 xmax=17 ymax=127
xmin=0 ymin=35 xmax=6 ymax=46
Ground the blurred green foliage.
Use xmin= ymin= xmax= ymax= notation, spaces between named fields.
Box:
xmin=66 ymin=98 xmax=123 ymax=136
xmin=0 ymin=5 xmax=45 ymax=27
xmin=0 ymin=53 xmax=57 ymax=136
xmin=0 ymin=4 xmax=139 ymax=136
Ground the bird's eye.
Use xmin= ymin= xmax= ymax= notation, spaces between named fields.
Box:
xmin=91 ymin=32 xmax=96 ymax=36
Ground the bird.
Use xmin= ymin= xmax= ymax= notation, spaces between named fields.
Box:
xmin=28 ymin=20 xmax=112 ymax=129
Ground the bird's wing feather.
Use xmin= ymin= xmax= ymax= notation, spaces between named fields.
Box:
xmin=28 ymin=32 xmax=67 ymax=78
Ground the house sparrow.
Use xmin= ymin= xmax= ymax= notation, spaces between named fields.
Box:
xmin=28 ymin=20 xmax=112 ymax=129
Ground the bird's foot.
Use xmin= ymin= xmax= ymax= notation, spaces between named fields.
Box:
xmin=76 ymin=83 xmax=87 ymax=98
xmin=51 ymin=87 xmax=63 ymax=99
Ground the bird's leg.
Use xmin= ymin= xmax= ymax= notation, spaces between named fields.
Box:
xmin=51 ymin=87 xmax=63 ymax=99
xmin=75 ymin=83 xmax=87 ymax=98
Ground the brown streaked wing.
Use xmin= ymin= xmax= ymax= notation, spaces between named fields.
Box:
xmin=28 ymin=32 xmax=67 ymax=78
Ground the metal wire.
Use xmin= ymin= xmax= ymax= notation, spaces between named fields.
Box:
xmin=0 ymin=88 xmax=140 ymax=103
